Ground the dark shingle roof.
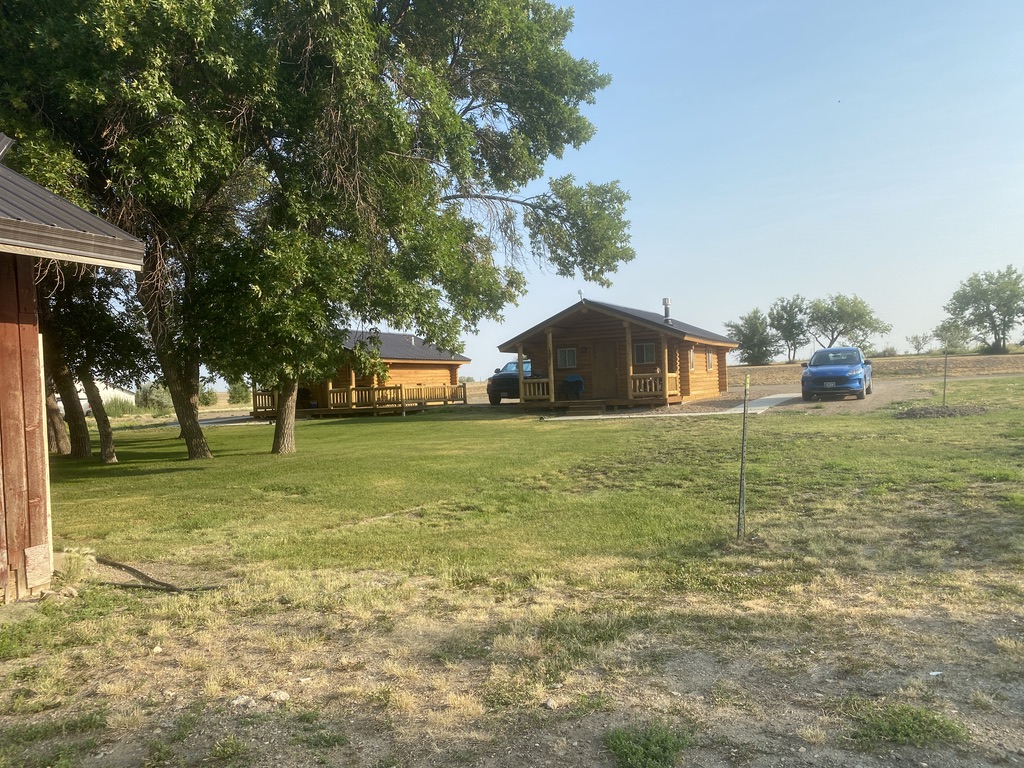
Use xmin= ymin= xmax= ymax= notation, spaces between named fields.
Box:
xmin=348 ymin=331 xmax=470 ymax=363
xmin=584 ymin=300 xmax=737 ymax=344
xmin=498 ymin=299 xmax=738 ymax=351
xmin=0 ymin=137 xmax=143 ymax=270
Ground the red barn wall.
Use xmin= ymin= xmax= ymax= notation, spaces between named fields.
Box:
xmin=0 ymin=253 xmax=51 ymax=602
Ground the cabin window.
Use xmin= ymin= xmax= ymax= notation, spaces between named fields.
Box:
xmin=556 ymin=347 xmax=577 ymax=369
xmin=634 ymin=342 xmax=655 ymax=365
xmin=706 ymin=348 xmax=714 ymax=370
xmin=688 ymin=348 xmax=695 ymax=370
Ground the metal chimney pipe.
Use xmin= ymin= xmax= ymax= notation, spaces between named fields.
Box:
xmin=662 ymin=297 xmax=672 ymax=322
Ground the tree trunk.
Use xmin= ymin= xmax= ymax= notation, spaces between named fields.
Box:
xmin=136 ymin=263 xmax=213 ymax=460
xmin=80 ymin=374 xmax=117 ymax=464
xmin=272 ymin=376 xmax=299 ymax=455
xmin=52 ymin=361 xmax=91 ymax=459
xmin=44 ymin=334 xmax=91 ymax=459
xmin=45 ymin=391 xmax=71 ymax=455
xmin=160 ymin=351 xmax=214 ymax=460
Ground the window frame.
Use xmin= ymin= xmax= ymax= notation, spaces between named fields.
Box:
xmin=633 ymin=342 xmax=656 ymax=365
xmin=556 ymin=347 xmax=577 ymax=369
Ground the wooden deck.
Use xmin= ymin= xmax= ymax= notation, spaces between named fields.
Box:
xmin=518 ymin=372 xmax=682 ymax=409
xmin=252 ymin=383 xmax=467 ymax=419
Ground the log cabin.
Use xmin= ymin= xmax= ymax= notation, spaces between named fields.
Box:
xmin=497 ymin=298 xmax=738 ymax=410
xmin=252 ymin=331 xmax=470 ymax=418
xmin=0 ymin=134 xmax=144 ymax=602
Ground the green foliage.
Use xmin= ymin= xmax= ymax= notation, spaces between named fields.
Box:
xmin=768 ymin=295 xmax=810 ymax=362
xmin=0 ymin=616 xmax=46 ymax=660
xmin=0 ymin=712 xmax=107 ymax=746
xmin=839 ymin=697 xmax=969 ymax=748
xmin=34 ymin=268 xmax=154 ymax=440
xmin=226 ymin=379 xmax=251 ymax=404
xmin=4 ymin=0 xmax=633 ymax=455
xmin=604 ymin=721 xmax=692 ymax=768
xmin=209 ymin=735 xmax=249 ymax=762
xmin=724 ymin=308 xmax=781 ymax=365
xmin=135 ymin=383 xmax=173 ymax=415
xmin=943 ymin=265 xmax=1024 ymax=354
xmin=198 ymin=384 xmax=219 ymax=407
xmin=807 ymin=294 xmax=892 ymax=348
xmin=932 ymin=318 xmax=974 ymax=353
xmin=102 ymin=396 xmax=139 ymax=417
xmin=0 ymin=711 xmax=106 ymax=768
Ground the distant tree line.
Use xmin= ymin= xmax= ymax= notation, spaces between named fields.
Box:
xmin=724 ymin=294 xmax=891 ymax=366
xmin=725 ymin=265 xmax=1024 ymax=365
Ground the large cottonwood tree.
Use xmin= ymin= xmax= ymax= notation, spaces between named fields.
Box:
xmin=806 ymin=294 xmax=891 ymax=349
xmin=2 ymin=0 xmax=633 ymax=457
xmin=943 ymin=266 xmax=1024 ymax=354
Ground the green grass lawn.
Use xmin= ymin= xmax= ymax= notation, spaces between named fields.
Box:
xmin=5 ymin=376 xmax=1023 ymax=768
xmin=50 ymin=377 xmax=1024 ymax=587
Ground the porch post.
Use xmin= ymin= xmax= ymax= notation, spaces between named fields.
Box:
xmin=546 ymin=329 xmax=555 ymax=402
xmin=624 ymin=322 xmax=633 ymax=400
xmin=660 ymin=333 xmax=670 ymax=403
xmin=516 ymin=344 xmax=525 ymax=401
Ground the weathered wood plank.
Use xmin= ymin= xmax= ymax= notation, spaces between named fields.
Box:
xmin=24 ymin=543 xmax=50 ymax=590
xmin=20 ymin=318 xmax=48 ymax=552
xmin=0 ymin=254 xmax=30 ymax=598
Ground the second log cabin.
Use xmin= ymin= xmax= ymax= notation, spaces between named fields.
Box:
xmin=497 ymin=298 xmax=738 ymax=409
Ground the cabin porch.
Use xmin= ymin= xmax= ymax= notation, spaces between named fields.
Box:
xmin=517 ymin=372 xmax=684 ymax=410
xmin=252 ymin=382 xmax=467 ymax=419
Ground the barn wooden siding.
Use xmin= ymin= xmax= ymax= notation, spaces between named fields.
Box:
xmin=0 ymin=253 xmax=51 ymax=602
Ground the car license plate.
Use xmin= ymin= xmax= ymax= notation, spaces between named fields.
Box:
xmin=824 ymin=382 xmax=835 ymax=388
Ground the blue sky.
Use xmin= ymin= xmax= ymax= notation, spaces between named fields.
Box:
xmin=457 ymin=1 xmax=1024 ymax=380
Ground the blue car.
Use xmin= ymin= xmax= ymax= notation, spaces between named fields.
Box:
xmin=801 ymin=347 xmax=872 ymax=401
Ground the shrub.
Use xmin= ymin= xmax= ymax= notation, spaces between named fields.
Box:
xmin=227 ymin=379 xmax=251 ymax=404
xmin=103 ymin=396 xmax=138 ymax=418
xmin=198 ymin=384 xmax=219 ymax=407
xmin=839 ymin=697 xmax=969 ymax=748
xmin=604 ymin=720 xmax=692 ymax=768
xmin=135 ymin=383 xmax=172 ymax=415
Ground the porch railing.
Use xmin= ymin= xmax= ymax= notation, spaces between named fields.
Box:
xmin=630 ymin=373 xmax=679 ymax=398
xmin=254 ymin=383 xmax=466 ymax=416
xmin=521 ymin=379 xmax=551 ymax=401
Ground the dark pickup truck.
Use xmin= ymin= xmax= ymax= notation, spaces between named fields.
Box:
xmin=486 ymin=360 xmax=534 ymax=405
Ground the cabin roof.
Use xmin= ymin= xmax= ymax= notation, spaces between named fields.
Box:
xmin=348 ymin=331 xmax=470 ymax=363
xmin=0 ymin=135 xmax=144 ymax=271
xmin=498 ymin=299 xmax=738 ymax=351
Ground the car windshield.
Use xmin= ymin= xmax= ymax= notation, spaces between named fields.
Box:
xmin=810 ymin=350 xmax=857 ymax=366
xmin=499 ymin=361 xmax=530 ymax=375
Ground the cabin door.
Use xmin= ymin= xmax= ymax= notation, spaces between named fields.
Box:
xmin=591 ymin=341 xmax=618 ymax=398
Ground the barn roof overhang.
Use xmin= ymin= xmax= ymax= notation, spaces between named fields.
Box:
xmin=0 ymin=137 xmax=144 ymax=271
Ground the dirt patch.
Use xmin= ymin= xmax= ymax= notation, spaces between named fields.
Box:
xmin=894 ymin=405 xmax=989 ymax=419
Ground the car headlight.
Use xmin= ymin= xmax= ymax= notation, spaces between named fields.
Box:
xmin=849 ymin=367 xmax=863 ymax=376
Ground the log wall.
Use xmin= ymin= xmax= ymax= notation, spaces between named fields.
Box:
xmin=517 ymin=306 xmax=731 ymax=403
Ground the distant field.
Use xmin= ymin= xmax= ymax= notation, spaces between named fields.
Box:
xmin=730 ymin=352 xmax=1024 ymax=387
